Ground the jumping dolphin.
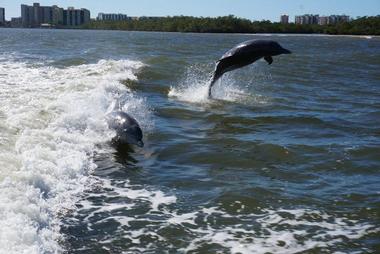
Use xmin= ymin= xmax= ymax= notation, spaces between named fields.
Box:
xmin=208 ymin=39 xmax=291 ymax=97
xmin=106 ymin=111 xmax=144 ymax=147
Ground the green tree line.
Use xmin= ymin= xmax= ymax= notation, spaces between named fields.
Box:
xmin=82 ymin=15 xmax=380 ymax=35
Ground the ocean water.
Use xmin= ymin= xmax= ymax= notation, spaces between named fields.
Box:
xmin=0 ymin=29 xmax=379 ymax=253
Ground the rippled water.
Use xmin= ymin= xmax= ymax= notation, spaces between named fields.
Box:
xmin=0 ymin=29 xmax=379 ymax=253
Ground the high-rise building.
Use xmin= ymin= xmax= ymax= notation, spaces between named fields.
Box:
xmin=21 ymin=4 xmax=32 ymax=27
xmin=64 ymin=7 xmax=90 ymax=26
xmin=97 ymin=13 xmax=129 ymax=21
xmin=21 ymin=3 xmax=50 ymax=27
xmin=81 ymin=9 xmax=91 ymax=24
xmin=21 ymin=3 xmax=89 ymax=27
xmin=295 ymin=14 xmax=319 ymax=25
xmin=295 ymin=14 xmax=351 ymax=26
xmin=318 ymin=16 xmax=329 ymax=25
xmin=295 ymin=16 xmax=302 ymax=25
xmin=0 ymin=8 xmax=5 ymax=24
xmin=328 ymin=15 xmax=350 ymax=24
xmin=280 ymin=15 xmax=289 ymax=24
xmin=52 ymin=5 xmax=64 ymax=25
xmin=65 ymin=7 xmax=89 ymax=26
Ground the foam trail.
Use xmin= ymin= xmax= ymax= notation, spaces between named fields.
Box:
xmin=0 ymin=58 xmax=151 ymax=253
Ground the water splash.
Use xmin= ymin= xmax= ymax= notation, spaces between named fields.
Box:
xmin=168 ymin=64 xmax=269 ymax=105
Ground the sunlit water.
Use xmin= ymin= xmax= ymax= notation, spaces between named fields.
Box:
xmin=0 ymin=29 xmax=379 ymax=253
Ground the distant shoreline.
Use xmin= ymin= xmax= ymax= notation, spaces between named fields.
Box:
xmin=1 ymin=27 xmax=379 ymax=38
xmin=2 ymin=15 xmax=379 ymax=36
xmin=80 ymin=16 xmax=380 ymax=36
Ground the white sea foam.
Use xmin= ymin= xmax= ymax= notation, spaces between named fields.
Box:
xmin=76 ymin=178 xmax=378 ymax=254
xmin=0 ymin=58 xmax=151 ymax=253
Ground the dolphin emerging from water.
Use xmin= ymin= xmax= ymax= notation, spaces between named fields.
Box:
xmin=208 ymin=39 xmax=291 ymax=97
xmin=106 ymin=111 xmax=144 ymax=147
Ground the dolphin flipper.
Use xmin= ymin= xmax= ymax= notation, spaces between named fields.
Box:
xmin=264 ymin=56 xmax=273 ymax=65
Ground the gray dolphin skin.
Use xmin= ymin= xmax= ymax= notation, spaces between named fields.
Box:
xmin=106 ymin=111 xmax=144 ymax=147
xmin=208 ymin=39 xmax=292 ymax=97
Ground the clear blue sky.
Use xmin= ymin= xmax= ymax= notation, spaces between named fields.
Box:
xmin=1 ymin=0 xmax=379 ymax=21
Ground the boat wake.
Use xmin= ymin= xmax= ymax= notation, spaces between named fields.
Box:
xmin=67 ymin=177 xmax=379 ymax=253
xmin=0 ymin=57 xmax=152 ymax=253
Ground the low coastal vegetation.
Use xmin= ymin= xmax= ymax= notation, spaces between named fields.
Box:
xmin=82 ymin=15 xmax=380 ymax=35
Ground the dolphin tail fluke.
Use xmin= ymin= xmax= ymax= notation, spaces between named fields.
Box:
xmin=208 ymin=72 xmax=222 ymax=98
